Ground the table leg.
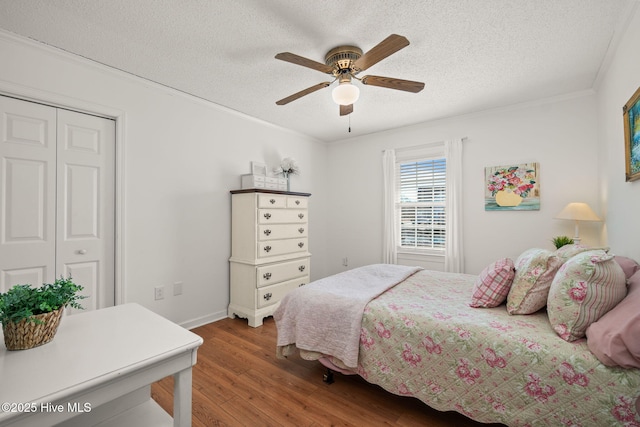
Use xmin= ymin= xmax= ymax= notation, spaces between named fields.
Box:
xmin=173 ymin=367 xmax=192 ymax=427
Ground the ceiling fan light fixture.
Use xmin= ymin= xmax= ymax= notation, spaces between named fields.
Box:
xmin=332 ymin=82 xmax=360 ymax=106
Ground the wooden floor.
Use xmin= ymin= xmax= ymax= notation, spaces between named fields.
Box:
xmin=151 ymin=316 xmax=503 ymax=426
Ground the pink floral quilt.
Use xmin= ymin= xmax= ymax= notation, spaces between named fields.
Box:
xmin=305 ymin=269 xmax=640 ymax=426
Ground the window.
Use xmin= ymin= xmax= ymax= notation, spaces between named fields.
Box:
xmin=397 ymin=157 xmax=446 ymax=251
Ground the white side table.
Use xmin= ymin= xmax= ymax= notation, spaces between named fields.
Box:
xmin=0 ymin=303 xmax=203 ymax=427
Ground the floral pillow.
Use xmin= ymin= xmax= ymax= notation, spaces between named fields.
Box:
xmin=470 ymin=258 xmax=515 ymax=308
xmin=554 ymin=244 xmax=608 ymax=263
xmin=547 ymin=250 xmax=627 ymax=342
xmin=507 ymin=248 xmax=562 ymax=314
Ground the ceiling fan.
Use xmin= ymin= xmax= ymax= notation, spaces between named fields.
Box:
xmin=275 ymin=34 xmax=425 ymax=116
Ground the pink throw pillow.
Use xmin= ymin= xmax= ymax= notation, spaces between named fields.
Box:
xmin=470 ymin=258 xmax=515 ymax=308
xmin=586 ymin=270 xmax=640 ymax=368
xmin=614 ymin=256 xmax=640 ymax=279
xmin=547 ymin=250 xmax=627 ymax=342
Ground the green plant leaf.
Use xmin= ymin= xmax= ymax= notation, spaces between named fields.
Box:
xmin=551 ymin=235 xmax=574 ymax=249
xmin=0 ymin=277 xmax=86 ymax=325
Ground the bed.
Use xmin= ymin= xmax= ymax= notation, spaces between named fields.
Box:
xmin=274 ymin=250 xmax=640 ymax=427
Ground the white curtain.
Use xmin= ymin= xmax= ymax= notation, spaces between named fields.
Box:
xmin=444 ymin=138 xmax=464 ymax=273
xmin=382 ymin=149 xmax=397 ymax=264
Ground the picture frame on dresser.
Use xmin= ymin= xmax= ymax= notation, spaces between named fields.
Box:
xmin=623 ymin=86 xmax=640 ymax=182
xmin=251 ymin=161 xmax=267 ymax=176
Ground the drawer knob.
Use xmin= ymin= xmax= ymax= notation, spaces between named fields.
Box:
xmin=264 ymin=245 xmax=272 ymax=253
xmin=295 ymin=200 xmax=300 ymax=205
xmin=263 ymin=272 xmax=272 ymax=280
xmin=298 ymin=242 xmax=304 ymax=248
xmin=264 ymin=213 xmax=271 ymax=219
xmin=263 ymin=229 xmax=272 ymax=236
xmin=270 ymin=198 xmax=276 ymax=204
xmin=264 ymin=293 xmax=273 ymax=301
xmin=298 ymin=213 xmax=304 ymax=219
xmin=298 ymin=228 xmax=304 ymax=234
xmin=299 ymin=265 xmax=306 ymax=272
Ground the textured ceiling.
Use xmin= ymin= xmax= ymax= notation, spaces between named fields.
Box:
xmin=0 ymin=0 xmax=635 ymax=142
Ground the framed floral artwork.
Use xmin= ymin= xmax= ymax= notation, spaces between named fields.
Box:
xmin=485 ymin=163 xmax=540 ymax=211
xmin=623 ymin=86 xmax=640 ymax=182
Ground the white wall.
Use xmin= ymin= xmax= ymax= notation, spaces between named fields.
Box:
xmin=326 ymin=93 xmax=602 ymax=275
xmin=0 ymin=31 xmax=329 ymax=327
xmin=2 ymin=4 xmax=637 ymax=328
xmin=596 ymin=4 xmax=640 ymax=262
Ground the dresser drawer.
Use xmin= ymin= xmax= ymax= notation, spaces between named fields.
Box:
xmin=258 ymin=276 xmax=309 ymax=308
xmin=258 ymin=209 xmax=307 ymax=224
xmin=287 ymin=196 xmax=308 ymax=209
xmin=259 ymin=223 xmax=307 ymax=241
xmin=258 ymin=238 xmax=308 ymax=258
xmin=257 ymin=194 xmax=286 ymax=208
xmin=257 ymin=258 xmax=310 ymax=287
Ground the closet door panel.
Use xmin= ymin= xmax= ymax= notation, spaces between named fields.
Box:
xmin=0 ymin=96 xmax=56 ymax=291
xmin=63 ymin=261 xmax=99 ymax=313
xmin=57 ymin=109 xmax=115 ymax=310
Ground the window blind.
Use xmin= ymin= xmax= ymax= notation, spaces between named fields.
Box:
xmin=397 ymin=158 xmax=446 ymax=250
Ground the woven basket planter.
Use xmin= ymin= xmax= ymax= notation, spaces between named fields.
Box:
xmin=2 ymin=307 xmax=64 ymax=351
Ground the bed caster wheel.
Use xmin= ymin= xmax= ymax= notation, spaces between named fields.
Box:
xmin=323 ymin=368 xmax=335 ymax=384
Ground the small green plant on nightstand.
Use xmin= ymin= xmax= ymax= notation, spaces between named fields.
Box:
xmin=551 ymin=235 xmax=574 ymax=249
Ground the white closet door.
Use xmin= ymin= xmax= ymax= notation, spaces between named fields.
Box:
xmin=0 ymin=96 xmax=57 ymax=291
xmin=0 ymin=95 xmax=115 ymax=313
xmin=57 ymin=109 xmax=115 ymax=312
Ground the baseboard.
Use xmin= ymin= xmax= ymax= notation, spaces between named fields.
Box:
xmin=179 ymin=309 xmax=228 ymax=330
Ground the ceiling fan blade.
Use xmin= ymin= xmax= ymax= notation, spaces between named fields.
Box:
xmin=361 ymin=75 xmax=425 ymax=93
xmin=340 ymin=104 xmax=353 ymax=116
xmin=275 ymin=52 xmax=334 ymax=74
xmin=352 ymin=34 xmax=410 ymax=72
xmin=276 ymin=82 xmax=331 ymax=105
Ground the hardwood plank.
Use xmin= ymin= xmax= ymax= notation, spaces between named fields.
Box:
xmin=152 ymin=317 xmax=504 ymax=426
xmin=191 ymin=388 xmax=243 ymax=427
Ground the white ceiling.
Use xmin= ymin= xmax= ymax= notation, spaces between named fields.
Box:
xmin=0 ymin=0 xmax=635 ymax=142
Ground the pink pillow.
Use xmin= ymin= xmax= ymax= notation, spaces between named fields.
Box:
xmin=507 ymin=248 xmax=562 ymax=314
xmin=470 ymin=258 xmax=515 ymax=308
xmin=586 ymin=270 xmax=640 ymax=368
xmin=614 ymin=256 xmax=640 ymax=279
xmin=547 ymin=250 xmax=627 ymax=342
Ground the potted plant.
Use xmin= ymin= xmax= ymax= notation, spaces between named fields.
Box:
xmin=551 ymin=235 xmax=574 ymax=249
xmin=0 ymin=277 xmax=85 ymax=350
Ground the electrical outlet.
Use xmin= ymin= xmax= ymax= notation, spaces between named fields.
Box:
xmin=173 ymin=281 xmax=183 ymax=296
xmin=154 ymin=286 xmax=165 ymax=300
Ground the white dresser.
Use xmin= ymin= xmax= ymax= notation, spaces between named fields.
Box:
xmin=228 ymin=189 xmax=311 ymax=327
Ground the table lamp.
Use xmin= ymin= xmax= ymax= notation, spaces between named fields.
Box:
xmin=554 ymin=202 xmax=601 ymax=244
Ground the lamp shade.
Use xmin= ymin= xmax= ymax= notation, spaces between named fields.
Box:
xmin=554 ymin=202 xmax=601 ymax=221
xmin=332 ymin=82 xmax=360 ymax=105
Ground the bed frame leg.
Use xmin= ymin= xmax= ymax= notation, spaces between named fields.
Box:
xmin=323 ymin=368 xmax=335 ymax=384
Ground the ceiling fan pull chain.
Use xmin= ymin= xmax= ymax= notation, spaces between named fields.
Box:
xmin=348 ymin=114 xmax=351 ymax=133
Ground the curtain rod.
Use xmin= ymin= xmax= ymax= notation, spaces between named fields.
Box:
xmin=384 ymin=137 xmax=468 ymax=153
